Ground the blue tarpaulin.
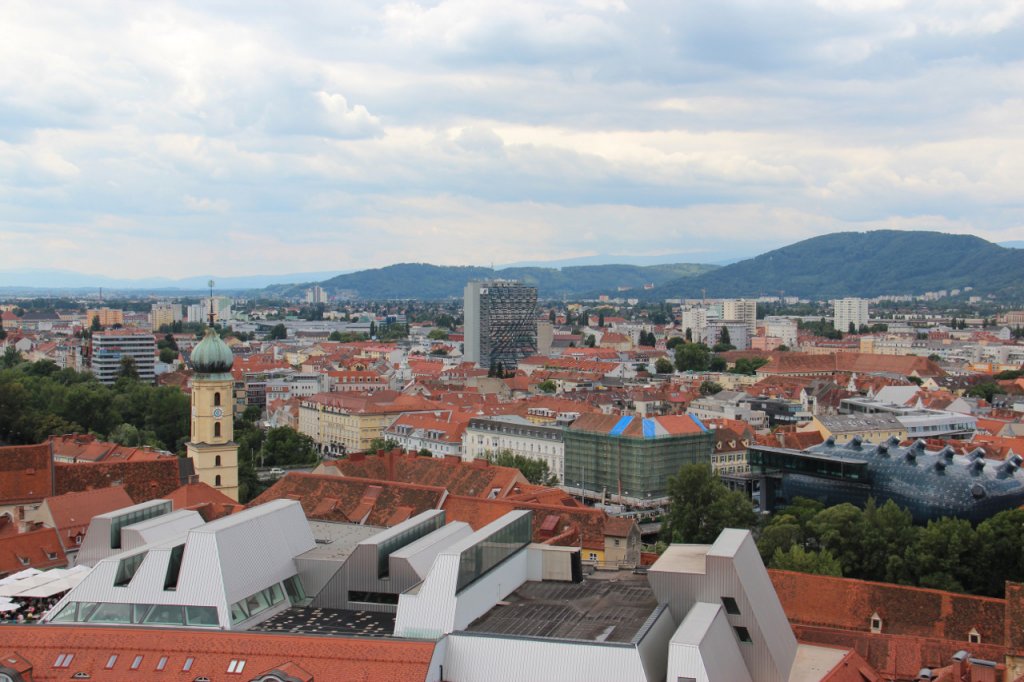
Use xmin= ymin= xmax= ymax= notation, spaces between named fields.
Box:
xmin=609 ymin=415 xmax=633 ymax=436
xmin=689 ymin=414 xmax=709 ymax=432
xmin=642 ymin=419 xmax=657 ymax=439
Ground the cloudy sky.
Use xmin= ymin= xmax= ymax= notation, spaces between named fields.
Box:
xmin=2 ymin=0 xmax=1023 ymax=279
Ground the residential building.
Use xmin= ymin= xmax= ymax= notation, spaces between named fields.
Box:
xmin=764 ymin=316 xmax=799 ymax=348
xmin=724 ymin=298 xmax=758 ymax=339
xmin=0 ymin=527 xmax=67 ymax=576
xmin=185 ymin=328 xmax=240 ymax=501
xmin=385 ymin=412 xmax=468 ymax=458
xmin=703 ymin=319 xmax=750 ymax=349
xmin=298 ymin=391 xmax=434 ymax=455
xmin=90 ymin=330 xmax=157 ymax=384
xmin=463 ymin=280 xmax=538 ymax=370
xmin=27 ymin=487 xmax=134 ymax=564
xmin=807 ymin=413 xmax=907 ymax=444
xmin=832 ymin=297 xmax=870 ymax=333
xmin=305 ymin=285 xmax=328 ymax=304
xmin=711 ymin=426 xmax=751 ymax=475
xmin=564 ymin=413 xmax=714 ymax=506
xmin=463 ymin=415 xmax=565 ymax=483
xmin=751 ymin=437 xmax=1024 ymax=523
xmin=85 ymin=307 xmax=124 ymax=328
xmin=149 ymin=302 xmax=181 ymax=331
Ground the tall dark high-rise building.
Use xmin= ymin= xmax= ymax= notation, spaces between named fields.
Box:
xmin=463 ymin=280 xmax=537 ymax=370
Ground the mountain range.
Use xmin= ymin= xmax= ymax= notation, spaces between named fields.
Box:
xmin=650 ymin=230 xmax=1024 ymax=300
xmin=3 ymin=231 xmax=1023 ymax=299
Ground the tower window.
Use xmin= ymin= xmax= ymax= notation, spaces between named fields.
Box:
xmin=214 ymin=423 xmax=222 ymax=438
xmin=215 ymin=455 xmax=222 ymax=467
xmin=215 ymin=475 xmax=222 ymax=487
xmin=214 ymin=392 xmax=221 ymax=406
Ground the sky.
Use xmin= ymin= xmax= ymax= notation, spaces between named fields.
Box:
xmin=2 ymin=0 xmax=1023 ymax=280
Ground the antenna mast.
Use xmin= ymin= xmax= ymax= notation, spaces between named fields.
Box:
xmin=208 ymin=279 xmax=215 ymax=327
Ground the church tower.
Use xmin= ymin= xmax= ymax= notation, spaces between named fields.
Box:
xmin=186 ymin=315 xmax=240 ymax=501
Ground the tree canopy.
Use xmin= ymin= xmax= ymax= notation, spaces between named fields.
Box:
xmin=663 ymin=463 xmax=756 ymax=544
xmin=487 ymin=450 xmax=559 ymax=487
xmin=674 ymin=343 xmax=711 ymax=372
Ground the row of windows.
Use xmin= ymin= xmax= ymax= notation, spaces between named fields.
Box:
xmin=53 ymin=653 xmax=249 ymax=675
xmin=229 ymin=583 xmax=286 ymax=625
xmin=51 ymin=601 xmax=219 ymax=627
xmin=109 ymin=502 xmax=171 ymax=549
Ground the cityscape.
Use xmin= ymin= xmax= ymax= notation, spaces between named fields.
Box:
xmin=3 ymin=2 xmax=1024 ymax=682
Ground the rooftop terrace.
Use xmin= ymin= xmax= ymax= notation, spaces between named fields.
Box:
xmin=465 ymin=572 xmax=658 ymax=643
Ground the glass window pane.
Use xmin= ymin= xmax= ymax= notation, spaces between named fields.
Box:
xmin=185 ymin=605 xmax=219 ymax=626
xmin=143 ymin=604 xmax=184 ymax=625
xmin=87 ymin=602 xmax=132 ymax=624
xmin=51 ymin=602 xmax=78 ymax=622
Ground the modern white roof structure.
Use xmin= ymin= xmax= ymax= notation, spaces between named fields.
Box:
xmin=43 ymin=499 xmax=315 ymax=631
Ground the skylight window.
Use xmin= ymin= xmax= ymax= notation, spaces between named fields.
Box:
xmin=227 ymin=659 xmax=246 ymax=674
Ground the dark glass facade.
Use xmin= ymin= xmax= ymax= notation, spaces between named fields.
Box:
xmin=456 ymin=512 xmax=532 ymax=592
xmin=751 ymin=439 xmax=1024 ymax=523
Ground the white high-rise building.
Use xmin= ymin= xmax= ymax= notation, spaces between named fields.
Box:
xmin=305 ymin=286 xmax=328 ymax=304
xmin=723 ymin=299 xmax=757 ymax=339
xmin=832 ymin=298 xmax=870 ymax=334
xmin=764 ymin=316 xmax=799 ymax=348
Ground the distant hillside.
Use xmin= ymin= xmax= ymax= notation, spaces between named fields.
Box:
xmin=654 ymin=231 xmax=1024 ymax=299
xmin=272 ymin=262 xmax=718 ymax=299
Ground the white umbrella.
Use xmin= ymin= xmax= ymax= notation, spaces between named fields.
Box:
xmin=12 ymin=578 xmax=75 ymax=599
xmin=0 ymin=602 xmax=19 ymax=613
xmin=0 ymin=569 xmax=71 ymax=597
xmin=0 ymin=568 xmax=41 ymax=586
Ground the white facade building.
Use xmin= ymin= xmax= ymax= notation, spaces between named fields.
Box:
xmin=832 ymin=297 xmax=870 ymax=333
xmin=46 ymin=499 xmax=315 ymax=631
xmin=723 ymin=299 xmax=757 ymax=340
xmin=90 ymin=330 xmax=157 ymax=384
xmin=763 ymin=316 xmax=799 ymax=348
xmin=462 ymin=416 xmax=565 ymax=483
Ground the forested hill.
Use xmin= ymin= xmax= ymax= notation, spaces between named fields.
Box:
xmin=269 ymin=262 xmax=717 ymax=299
xmin=654 ymin=230 xmax=1024 ymax=299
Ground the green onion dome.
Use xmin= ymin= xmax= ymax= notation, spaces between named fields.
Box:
xmin=190 ymin=328 xmax=234 ymax=374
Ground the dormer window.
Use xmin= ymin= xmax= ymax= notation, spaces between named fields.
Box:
xmin=969 ymin=628 xmax=981 ymax=644
xmin=870 ymin=612 xmax=882 ymax=633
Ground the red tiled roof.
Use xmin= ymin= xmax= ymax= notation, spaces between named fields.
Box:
xmin=163 ymin=482 xmax=243 ymax=521
xmin=0 ymin=443 xmax=53 ymax=505
xmin=323 ymin=450 xmax=526 ymax=499
xmin=249 ymin=472 xmax=446 ymax=526
xmin=0 ymin=625 xmax=434 ymax=681
xmin=770 ymin=570 xmax=1006 ymax=645
xmin=55 ymin=458 xmax=182 ymax=504
xmin=761 ymin=352 xmax=946 ymax=378
xmin=42 ymin=487 xmax=134 ymax=549
xmin=0 ymin=527 xmax=66 ymax=575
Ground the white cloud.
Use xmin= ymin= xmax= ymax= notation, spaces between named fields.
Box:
xmin=0 ymin=0 xmax=1022 ymax=278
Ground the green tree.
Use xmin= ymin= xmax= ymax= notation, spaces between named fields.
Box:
xmin=268 ymin=323 xmax=288 ymax=340
xmin=488 ymin=450 xmax=558 ymax=486
xmin=965 ymin=381 xmax=1004 ymax=403
xmin=848 ymin=321 xmax=857 ymax=334
xmin=684 ymin=327 xmax=693 ymax=342
xmin=654 ymin=357 xmax=674 ymax=374
xmin=242 ymin=405 xmax=262 ymax=423
xmin=699 ymin=380 xmax=723 ymax=396
xmin=428 ymin=328 xmax=449 ymax=340
xmin=972 ymin=508 xmax=1024 ymax=597
xmin=598 ymin=311 xmax=605 ymax=327
xmin=859 ymin=498 xmax=915 ymax=583
xmin=709 ymin=355 xmax=727 ymax=372
xmin=538 ymin=379 xmax=557 ymax=393
xmin=90 ymin=315 xmax=102 ymax=332
xmin=770 ymin=545 xmax=843 ymax=576
xmin=902 ymin=517 xmax=978 ymax=592
xmin=261 ymin=426 xmax=318 ymax=466
xmin=730 ymin=357 xmax=769 ymax=375
xmin=674 ymin=343 xmax=711 ymax=372
xmin=719 ymin=326 xmax=731 ymax=346
xmin=806 ymin=503 xmax=865 ymax=577
xmin=368 ymin=437 xmax=400 ymax=453
xmin=666 ymin=337 xmax=685 ymax=350
xmin=159 ymin=347 xmax=178 ymax=364
xmin=756 ymin=515 xmax=803 ymax=562
xmin=585 ymin=334 xmax=596 ymax=348
xmin=369 ymin=320 xmax=377 ymax=338
xmin=328 ymin=331 xmax=344 ymax=342
xmin=1 ymin=346 xmax=22 ymax=369
xmin=117 ymin=356 xmax=139 ymax=381
xmin=664 ymin=463 xmax=756 ymax=543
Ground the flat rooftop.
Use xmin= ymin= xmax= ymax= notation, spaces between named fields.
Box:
xmin=250 ymin=606 xmax=395 ymax=638
xmin=465 ymin=573 xmax=658 ymax=643
xmin=299 ymin=521 xmax=384 ymax=562
xmin=650 ymin=544 xmax=709 ymax=574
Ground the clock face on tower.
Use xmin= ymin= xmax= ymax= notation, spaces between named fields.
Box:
xmin=213 ymin=407 xmax=224 ymax=418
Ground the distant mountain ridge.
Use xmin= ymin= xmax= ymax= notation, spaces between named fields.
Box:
xmin=276 ymin=262 xmax=719 ymax=299
xmin=654 ymin=230 xmax=1024 ymax=299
